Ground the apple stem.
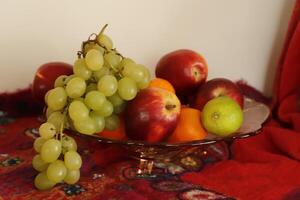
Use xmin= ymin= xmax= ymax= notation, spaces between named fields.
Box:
xmin=165 ymin=104 xmax=176 ymax=110
xmin=192 ymin=67 xmax=201 ymax=81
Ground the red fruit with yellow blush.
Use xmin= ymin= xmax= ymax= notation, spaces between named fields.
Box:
xmin=193 ymin=78 xmax=244 ymax=111
xmin=124 ymin=87 xmax=181 ymax=143
xmin=32 ymin=62 xmax=73 ymax=104
xmin=155 ymin=49 xmax=208 ymax=96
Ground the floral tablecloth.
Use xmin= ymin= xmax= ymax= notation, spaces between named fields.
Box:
xmin=0 ymin=114 xmax=234 ymax=200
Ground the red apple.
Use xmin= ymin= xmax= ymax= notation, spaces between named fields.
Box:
xmin=155 ymin=49 xmax=208 ymax=96
xmin=32 ymin=62 xmax=73 ymax=104
xmin=124 ymin=87 xmax=181 ymax=142
xmin=193 ymin=78 xmax=244 ymax=110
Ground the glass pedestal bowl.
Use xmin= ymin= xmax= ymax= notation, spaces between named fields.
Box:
xmin=69 ymin=98 xmax=270 ymax=178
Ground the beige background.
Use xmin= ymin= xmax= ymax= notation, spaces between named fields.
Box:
xmin=0 ymin=0 xmax=295 ymax=96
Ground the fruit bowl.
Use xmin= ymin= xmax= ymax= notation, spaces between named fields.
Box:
xmin=69 ymin=97 xmax=270 ymax=176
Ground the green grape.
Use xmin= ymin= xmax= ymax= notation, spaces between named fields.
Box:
xmin=93 ymin=67 xmax=111 ymax=80
xmin=74 ymin=117 xmax=96 ymax=135
xmin=94 ymin=100 xmax=113 ymax=117
xmin=83 ymin=42 xmax=105 ymax=55
xmin=97 ymin=75 xmax=118 ymax=96
xmin=104 ymin=52 xmax=121 ymax=67
xmin=122 ymin=63 xmax=145 ymax=82
xmin=44 ymin=90 xmax=50 ymax=105
xmin=117 ymin=77 xmax=138 ymax=100
xmin=64 ymin=151 xmax=82 ymax=170
xmin=47 ymin=160 xmax=67 ymax=183
xmin=47 ymin=111 xmax=64 ymax=131
xmin=68 ymin=100 xmax=89 ymax=121
xmin=117 ymin=57 xmax=135 ymax=70
xmin=46 ymin=107 xmax=55 ymax=118
xmin=34 ymin=137 xmax=47 ymax=153
xmin=86 ymin=83 xmax=97 ymax=93
xmin=47 ymin=87 xmax=67 ymax=110
xmin=105 ymin=114 xmax=119 ymax=130
xmin=108 ymin=93 xmax=124 ymax=107
xmin=40 ymin=139 xmax=62 ymax=163
xmin=62 ymin=136 xmax=77 ymax=153
xmin=66 ymin=77 xmax=86 ymax=98
xmin=137 ymin=66 xmax=151 ymax=89
xmin=39 ymin=122 xmax=56 ymax=139
xmin=64 ymin=74 xmax=76 ymax=84
xmin=84 ymin=91 xmax=106 ymax=110
xmin=103 ymin=60 xmax=110 ymax=68
xmin=114 ymin=102 xmax=127 ymax=114
xmin=90 ymin=111 xmax=105 ymax=132
xmin=97 ymin=34 xmax=113 ymax=50
xmin=32 ymin=154 xmax=49 ymax=172
xmin=54 ymin=75 xmax=68 ymax=87
xmin=85 ymin=49 xmax=104 ymax=71
xmin=73 ymin=58 xmax=92 ymax=80
xmin=34 ymin=172 xmax=55 ymax=190
xmin=64 ymin=169 xmax=80 ymax=184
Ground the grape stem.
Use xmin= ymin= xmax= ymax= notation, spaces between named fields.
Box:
xmin=99 ymin=24 xmax=108 ymax=36
xmin=57 ymin=109 xmax=67 ymax=142
xmin=105 ymin=60 xmax=123 ymax=79
xmin=78 ymin=24 xmax=127 ymax=79
xmin=79 ymin=24 xmax=125 ymax=60
xmin=88 ymin=33 xmax=98 ymax=41
xmin=77 ymin=51 xmax=83 ymax=59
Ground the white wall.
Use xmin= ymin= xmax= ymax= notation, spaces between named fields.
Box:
xmin=0 ymin=0 xmax=294 ymax=96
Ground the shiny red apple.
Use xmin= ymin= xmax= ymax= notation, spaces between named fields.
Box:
xmin=193 ymin=78 xmax=244 ymax=110
xmin=124 ymin=87 xmax=181 ymax=142
xmin=32 ymin=62 xmax=73 ymax=104
xmin=155 ymin=49 xmax=208 ymax=96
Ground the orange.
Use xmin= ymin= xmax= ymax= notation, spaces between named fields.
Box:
xmin=149 ymin=78 xmax=175 ymax=93
xmin=168 ymin=107 xmax=207 ymax=143
xmin=97 ymin=116 xmax=128 ymax=140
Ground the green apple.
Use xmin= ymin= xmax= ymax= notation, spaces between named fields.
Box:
xmin=201 ymin=96 xmax=243 ymax=136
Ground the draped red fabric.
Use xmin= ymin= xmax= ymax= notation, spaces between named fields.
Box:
xmin=273 ymin=1 xmax=300 ymax=129
xmin=182 ymin=1 xmax=300 ymax=199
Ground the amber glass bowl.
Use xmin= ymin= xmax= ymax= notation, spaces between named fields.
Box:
xmin=70 ymin=98 xmax=270 ymax=175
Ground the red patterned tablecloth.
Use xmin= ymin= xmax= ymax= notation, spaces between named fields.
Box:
xmin=0 ymin=114 xmax=234 ymax=200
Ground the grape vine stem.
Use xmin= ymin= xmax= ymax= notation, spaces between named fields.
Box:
xmin=79 ymin=24 xmax=125 ymax=60
xmin=58 ymin=110 xmax=67 ymax=142
xmin=99 ymin=24 xmax=108 ymax=36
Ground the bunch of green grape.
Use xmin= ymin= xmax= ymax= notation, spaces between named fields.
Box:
xmin=33 ymin=123 xmax=81 ymax=190
xmin=32 ymin=24 xmax=151 ymax=190
xmin=46 ymin=25 xmax=150 ymax=135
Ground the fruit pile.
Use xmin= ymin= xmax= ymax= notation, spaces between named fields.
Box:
xmin=31 ymin=25 xmax=244 ymax=190
xmin=124 ymin=50 xmax=244 ymax=143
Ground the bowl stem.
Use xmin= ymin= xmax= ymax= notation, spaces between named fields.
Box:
xmin=137 ymin=159 xmax=154 ymax=175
